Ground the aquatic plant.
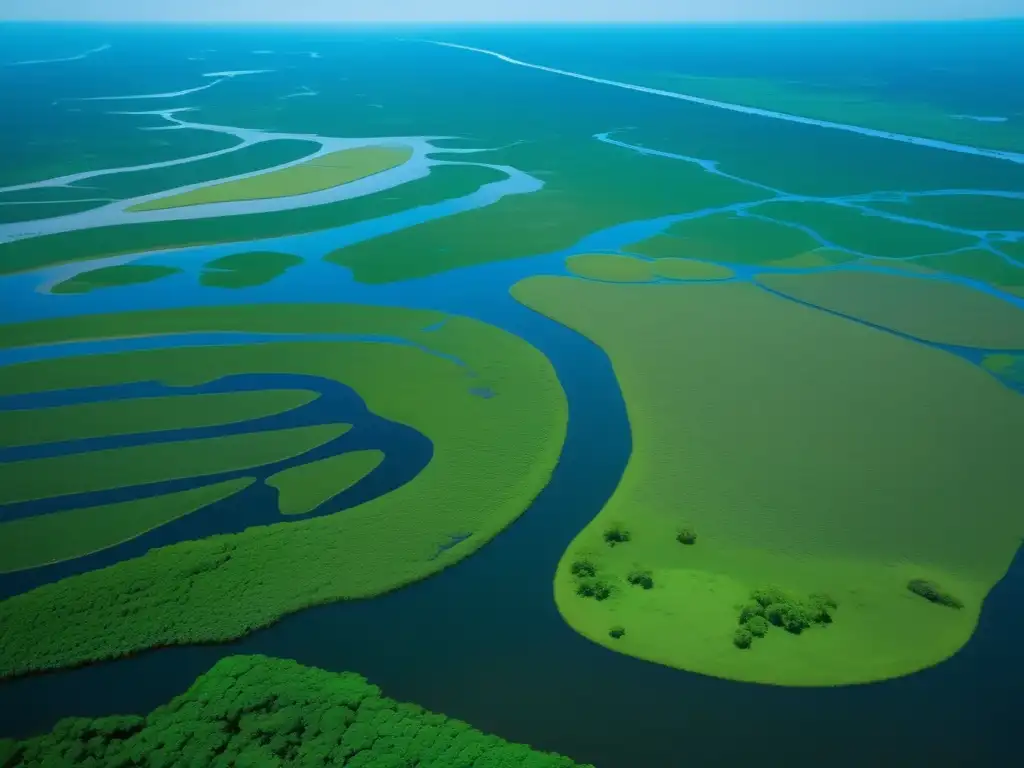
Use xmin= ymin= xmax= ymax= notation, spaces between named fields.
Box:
xmin=570 ymin=559 xmax=597 ymax=578
xmin=0 ymin=655 xmax=590 ymax=767
xmin=676 ymin=527 xmax=697 ymax=545
xmin=603 ymin=524 xmax=631 ymax=546
xmin=733 ymin=628 xmax=753 ymax=649
xmin=626 ymin=569 xmax=654 ymax=590
xmin=609 ymin=626 xmax=626 ymax=640
xmin=907 ymin=579 xmax=963 ymax=609
xmin=576 ymin=579 xmax=614 ymax=601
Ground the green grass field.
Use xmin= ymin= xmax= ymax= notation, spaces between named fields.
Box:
xmin=512 ymin=275 xmax=1024 ymax=686
xmin=128 ymin=146 xmax=413 ymax=212
xmin=51 ymin=265 xmax=182 ymax=294
xmin=0 ymin=303 xmax=567 ymax=678
xmin=269 ymin=450 xmax=385 ymax=516
xmin=0 ymin=479 xmax=253 ymax=574
xmin=566 ymin=253 xmax=654 ymax=282
xmin=0 ymin=390 xmax=316 ymax=448
xmin=0 ymin=423 xmax=349 ymax=505
xmin=199 ymin=251 xmax=304 ymax=289
xmin=761 ymin=270 xmax=1024 ymax=348
xmin=628 ymin=213 xmax=819 ymax=264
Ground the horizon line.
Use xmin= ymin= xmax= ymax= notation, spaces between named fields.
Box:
xmin=2 ymin=17 xmax=1023 ymax=26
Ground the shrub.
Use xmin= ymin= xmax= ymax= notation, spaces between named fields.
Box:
xmin=751 ymin=586 xmax=788 ymax=608
xmin=738 ymin=602 xmax=766 ymax=623
xmin=0 ymin=655 xmax=592 ymax=767
xmin=807 ymin=593 xmax=838 ymax=623
xmin=570 ymin=559 xmax=597 ymax=578
xmin=609 ymin=626 xmax=626 ymax=640
xmin=907 ymin=579 xmax=963 ymax=609
xmin=626 ymin=570 xmax=654 ymax=590
xmin=576 ymin=579 xmax=613 ymax=601
xmin=603 ymin=525 xmax=631 ymax=546
xmin=676 ymin=528 xmax=697 ymax=546
xmin=733 ymin=628 xmax=753 ymax=649
xmin=745 ymin=616 xmax=769 ymax=638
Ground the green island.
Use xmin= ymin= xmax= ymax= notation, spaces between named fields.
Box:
xmin=865 ymin=194 xmax=1024 ymax=234
xmin=652 ymin=257 xmax=735 ymax=281
xmin=0 ymin=654 xmax=589 ymax=767
xmin=760 ymin=269 xmax=1024 ymax=349
xmin=565 ymin=253 xmax=654 ymax=282
xmin=912 ymin=249 xmax=1024 ymax=293
xmin=762 ymin=248 xmax=858 ymax=269
xmin=0 ymin=423 xmax=350 ymax=505
xmin=0 ymin=303 xmax=566 ymax=678
xmin=626 ymin=212 xmax=818 ymax=265
xmin=78 ymin=139 xmax=319 ymax=202
xmin=0 ymin=479 xmax=253 ymax=574
xmin=983 ymin=353 xmax=1024 ymax=384
xmin=754 ymin=201 xmax=977 ymax=258
xmin=51 ymin=264 xmax=182 ymax=294
xmin=269 ymin=449 xmax=386 ymax=516
xmin=565 ymin=253 xmax=735 ymax=283
xmin=0 ymin=389 xmax=317 ymax=448
xmin=200 ymin=251 xmax=304 ymax=289
xmin=128 ymin=146 xmax=413 ymax=212
xmin=0 ymin=164 xmax=505 ymax=276
xmin=511 ymin=276 xmax=1023 ymax=686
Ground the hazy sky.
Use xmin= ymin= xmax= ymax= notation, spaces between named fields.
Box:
xmin=2 ymin=0 xmax=1023 ymax=22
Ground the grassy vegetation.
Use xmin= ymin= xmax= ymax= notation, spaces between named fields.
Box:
xmin=754 ymin=201 xmax=978 ymax=258
xmin=913 ymin=249 xmax=1024 ymax=291
xmin=565 ymin=254 xmax=654 ymax=283
xmin=0 ymin=390 xmax=317 ymax=448
xmin=866 ymin=195 xmax=1024 ymax=234
xmin=652 ymin=258 xmax=734 ymax=281
xmin=761 ymin=270 xmax=1024 ymax=348
xmin=1 ymin=654 xmax=590 ymax=767
xmin=51 ymin=265 xmax=182 ymax=294
xmin=624 ymin=71 xmax=1024 ymax=154
xmin=982 ymin=353 xmax=1024 ymax=384
xmin=268 ymin=449 xmax=385 ymax=516
xmin=628 ymin=213 xmax=819 ymax=265
xmin=199 ymin=251 xmax=304 ymax=289
xmin=513 ymin=276 xmax=1023 ymax=685
xmin=0 ymin=479 xmax=252 ymax=574
xmin=77 ymin=139 xmax=318 ymax=201
xmin=0 ymin=164 xmax=504 ymax=275
xmin=0 ymin=303 xmax=566 ymax=677
xmin=0 ymin=424 xmax=350 ymax=506
xmin=325 ymin=138 xmax=766 ymax=283
xmin=128 ymin=146 xmax=413 ymax=211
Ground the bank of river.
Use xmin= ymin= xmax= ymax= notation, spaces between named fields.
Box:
xmin=0 ymin=255 xmax=1022 ymax=766
xmin=0 ymin=367 xmax=431 ymax=598
xmin=0 ymin=161 xmax=1021 ymax=767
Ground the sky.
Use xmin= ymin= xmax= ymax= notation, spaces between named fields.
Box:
xmin=2 ymin=0 xmax=1023 ymax=23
